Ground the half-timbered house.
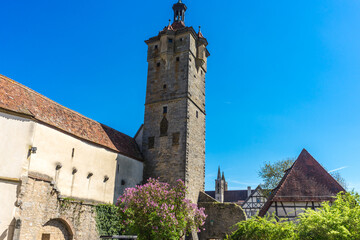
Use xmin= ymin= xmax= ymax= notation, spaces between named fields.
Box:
xmin=258 ymin=149 xmax=345 ymax=219
xmin=241 ymin=185 xmax=267 ymax=218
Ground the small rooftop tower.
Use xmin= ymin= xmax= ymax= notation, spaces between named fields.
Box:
xmin=173 ymin=0 xmax=187 ymax=23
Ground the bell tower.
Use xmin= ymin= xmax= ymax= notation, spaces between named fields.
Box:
xmin=142 ymin=0 xmax=210 ymax=202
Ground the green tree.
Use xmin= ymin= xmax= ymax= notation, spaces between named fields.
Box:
xmin=296 ymin=191 xmax=360 ymax=240
xmin=95 ymin=204 xmax=125 ymax=236
xmin=226 ymin=214 xmax=295 ymax=240
xmin=258 ymin=158 xmax=295 ymax=196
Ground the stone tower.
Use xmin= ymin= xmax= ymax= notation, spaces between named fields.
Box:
xmin=215 ymin=167 xmax=228 ymax=203
xmin=142 ymin=0 xmax=210 ymax=202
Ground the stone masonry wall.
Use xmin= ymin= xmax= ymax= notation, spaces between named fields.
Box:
xmin=18 ymin=174 xmax=99 ymax=240
xmin=198 ymin=192 xmax=246 ymax=240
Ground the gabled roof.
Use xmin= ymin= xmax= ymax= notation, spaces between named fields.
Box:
xmin=205 ymin=190 xmax=255 ymax=203
xmin=259 ymin=149 xmax=345 ymax=216
xmin=0 ymin=74 xmax=143 ymax=161
xmin=241 ymin=185 xmax=264 ymax=206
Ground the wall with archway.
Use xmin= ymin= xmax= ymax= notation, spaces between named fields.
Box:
xmin=17 ymin=176 xmax=99 ymax=240
xmin=38 ymin=219 xmax=73 ymax=240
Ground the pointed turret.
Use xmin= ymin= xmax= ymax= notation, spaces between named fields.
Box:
xmin=222 ymin=171 xmax=225 ymax=180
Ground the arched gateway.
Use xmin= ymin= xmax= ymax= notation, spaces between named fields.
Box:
xmin=38 ymin=218 xmax=74 ymax=240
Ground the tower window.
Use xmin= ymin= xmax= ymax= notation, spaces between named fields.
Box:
xmin=168 ymin=38 xmax=173 ymax=43
xmin=148 ymin=137 xmax=155 ymax=149
xmin=160 ymin=117 xmax=168 ymax=137
xmin=172 ymin=132 xmax=180 ymax=146
xmin=71 ymin=148 xmax=75 ymax=157
xmin=154 ymin=45 xmax=158 ymax=49
xmin=157 ymin=62 xmax=160 ymax=67
xmin=163 ymin=84 xmax=167 ymax=89
xmin=189 ymin=58 xmax=192 ymax=62
xmin=176 ymin=57 xmax=180 ymax=62
xmin=163 ymin=106 xmax=168 ymax=114
xmin=180 ymin=38 xmax=183 ymax=42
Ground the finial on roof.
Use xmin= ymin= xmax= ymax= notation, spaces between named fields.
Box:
xmin=173 ymin=0 xmax=187 ymax=23
xmin=198 ymin=26 xmax=204 ymax=38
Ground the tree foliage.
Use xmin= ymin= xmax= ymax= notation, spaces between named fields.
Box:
xmin=297 ymin=191 xmax=360 ymax=240
xmin=117 ymin=178 xmax=206 ymax=240
xmin=226 ymin=214 xmax=295 ymax=240
xmin=258 ymin=158 xmax=295 ymax=196
xmin=228 ymin=192 xmax=360 ymax=240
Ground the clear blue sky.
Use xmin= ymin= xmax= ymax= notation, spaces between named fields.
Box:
xmin=2 ymin=0 xmax=360 ymax=192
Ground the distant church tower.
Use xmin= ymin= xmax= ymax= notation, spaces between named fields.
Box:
xmin=215 ymin=166 xmax=228 ymax=203
xmin=142 ymin=0 xmax=210 ymax=202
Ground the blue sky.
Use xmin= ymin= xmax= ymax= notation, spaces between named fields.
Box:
xmin=1 ymin=0 xmax=360 ymax=192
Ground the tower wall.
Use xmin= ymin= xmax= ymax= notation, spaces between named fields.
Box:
xmin=142 ymin=26 xmax=208 ymax=202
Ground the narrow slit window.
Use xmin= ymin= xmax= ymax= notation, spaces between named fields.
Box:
xmin=196 ymin=111 xmax=199 ymax=118
xmin=163 ymin=84 xmax=167 ymax=89
xmin=163 ymin=106 xmax=168 ymax=114
xmin=148 ymin=137 xmax=155 ymax=149
xmin=176 ymin=57 xmax=180 ymax=62
xmin=157 ymin=62 xmax=160 ymax=67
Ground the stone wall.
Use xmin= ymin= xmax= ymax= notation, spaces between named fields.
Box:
xmin=198 ymin=192 xmax=246 ymax=240
xmin=17 ymin=174 xmax=99 ymax=240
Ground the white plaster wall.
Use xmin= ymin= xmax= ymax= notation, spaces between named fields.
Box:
xmin=113 ymin=155 xmax=143 ymax=203
xmin=0 ymin=112 xmax=35 ymax=239
xmin=0 ymin=112 xmax=35 ymax=178
xmin=29 ymin=123 xmax=119 ymax=203
xmin=0 ymin=181 xmax=19 ymax=239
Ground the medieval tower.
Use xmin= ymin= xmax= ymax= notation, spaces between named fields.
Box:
xmin=215 ymin=167 xmax=228 ymax=203
xmin=142 ymin=0 xmax=210 ymax=202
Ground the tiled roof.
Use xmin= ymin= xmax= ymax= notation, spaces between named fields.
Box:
xmin=0 ymin=74 xmax=143 ymax=161
xmin=259 ymin=149 xmax=345 ymax=216
xmin=205 ymin=190 xmax=254 ymax=203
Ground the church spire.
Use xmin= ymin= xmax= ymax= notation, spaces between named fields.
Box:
xmin=172 ymin=0 xmax=187 ymax=23
xmin=222 ymin=171 xmax=225 ymax=180
xmin=217 ymin=166 xmax=221 ymax=179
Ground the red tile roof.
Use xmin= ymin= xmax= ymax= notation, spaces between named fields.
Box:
xmin=259 ymin=149 xmax=345 ymax=216
xmin=0 ymin=74 xmax=143 ymax=161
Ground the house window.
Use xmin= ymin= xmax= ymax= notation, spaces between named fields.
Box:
xmin=172 ymin=132 xmax=180 ymax=146
xmin=148 ymin=137 xmax=155 ymax=149
xmin=163 ymin=106 xmax=168 ymax=114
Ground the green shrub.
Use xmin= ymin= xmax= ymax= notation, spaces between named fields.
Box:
xmin=227 ymin=214 xmax=295 ymax=240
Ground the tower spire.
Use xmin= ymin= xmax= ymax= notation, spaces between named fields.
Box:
xmin=172 ymin=0 xmax=187 ymax=23
xmin=217 ymin=166 xmax=221 ymax=179
xmin=222 ymin=171 xmax=225 ymax=180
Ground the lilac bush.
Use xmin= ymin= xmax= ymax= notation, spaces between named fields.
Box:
xmin=117 ymin=178 xmax=206 ymax=240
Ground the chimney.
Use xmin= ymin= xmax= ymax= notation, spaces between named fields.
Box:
xmin=247 ymin=186 xmax=251 ymax=197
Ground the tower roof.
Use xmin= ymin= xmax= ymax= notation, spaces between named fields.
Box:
xmin=259 ymin=149 xmax=345 ymax=216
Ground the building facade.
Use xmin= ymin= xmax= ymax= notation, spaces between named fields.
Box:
xmin=259 ymin=149 xmax=345 ymax=219
xmin=0 ymin=75 xmax=144 ymax=240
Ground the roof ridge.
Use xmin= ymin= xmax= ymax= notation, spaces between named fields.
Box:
xmin=0 ymin=74 xmax=111 ymax=129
